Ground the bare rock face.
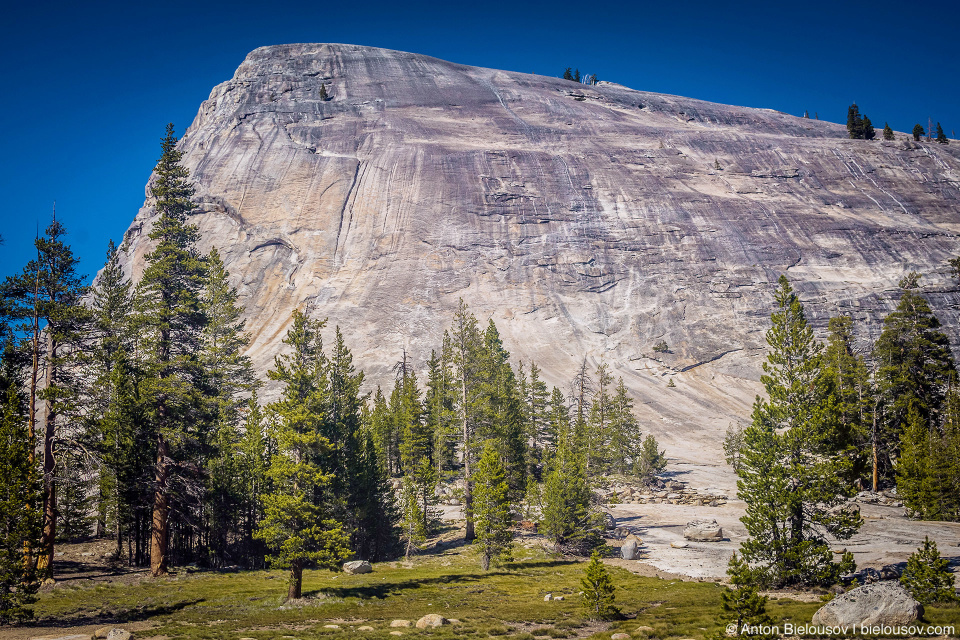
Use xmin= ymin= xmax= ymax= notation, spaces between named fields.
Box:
xmin=117 ymin=44 xmax=960 ymax=486
xmin=812 ymin=582 xmax=923 ymax=627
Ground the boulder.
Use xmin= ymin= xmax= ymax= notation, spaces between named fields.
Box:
xmin=390 ymin=620 xmax=412 ymax=627
xmin=343 ymin=560 xmax=372 ymax=574
xmin=683 ymin=520 xmax=723 ymax=541
xmin=880 ymin=564 xmax=902 ymax=580
xmin=105 ymin=631 xmax=132 ymax=640
xmin=670 ymin=540 xmax=689 ymax=549
xmin=604 ymin=513 xmax=617 ymax=530
xmin=29 ymin=636 xmax=91 ymax=640
xmin=612 ymin=634 xmax=631 ymax=640
xmin=416 ymin=614 xmax=449 ymax=628
xmin=357 ymin=626 xmax=374 ymax=631
xmin=811 ymin=582 xmax=923 ymax=627
xmin=621 ymin=534 xmax=643 ymax=560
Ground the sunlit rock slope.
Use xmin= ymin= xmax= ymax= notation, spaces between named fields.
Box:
xmin=118 ymin=43 xmax=960 ymax=489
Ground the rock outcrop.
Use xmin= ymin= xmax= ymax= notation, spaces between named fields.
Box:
xmin=117 ymin=44 xmax=960 ymax=485
xmin=812 ymin=582 xmax=923 ymax=627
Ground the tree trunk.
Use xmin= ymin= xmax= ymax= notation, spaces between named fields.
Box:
xmin=288 ymin=561 xmax=303 ymax=600
xmin=37 ymin=335 xmax=58 ymax=579
xmin=462 ymin=375 xmax=474 ymax=541
xmin=150 ymin=433 xmax=170 ymax=577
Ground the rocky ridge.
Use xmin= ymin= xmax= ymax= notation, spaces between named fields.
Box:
xmin=117 ymin=43 xmax=960 ymax=487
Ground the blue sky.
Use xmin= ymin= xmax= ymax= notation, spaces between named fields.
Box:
xmin=1 ymin=0 xmax=956 ymax=281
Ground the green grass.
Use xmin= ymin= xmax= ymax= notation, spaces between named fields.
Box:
xmin=22 ymin=545 xmax=960 ymax=640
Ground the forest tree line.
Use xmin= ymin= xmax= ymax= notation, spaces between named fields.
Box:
xmin=0 ymin=125 xmax=661 ymax=618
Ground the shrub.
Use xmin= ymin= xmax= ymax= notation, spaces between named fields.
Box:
xmin=900 ymin=536 xmax=956 ymax=605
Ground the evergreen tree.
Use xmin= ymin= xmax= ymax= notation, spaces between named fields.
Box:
xmin=822 ymin=316 xmax=872 ymax=485
xmin=874 ymin=274 xmax=956 ymax=516
xmin=935 ymin=122 xmax=948 ymax=144
xmin=255 ymin=310 xmax=350 ymax=599
xmin=368 ymin=386 xmax=396 ymax=475
xmin=913 ymin=124 xmax=925 ymax=141
xmin=396 ymin=364 xmax=437 ymax=544
xmin=579 ymin=551 xmax=619 ymax=620
xmin=236 ymin=393 xmax=271 ymax=566
xmin=540 ymin=425 xmax=597 ymax=553
xmin=607 ymin=378 xmax=641 ymax=475
xmin=473 ymin=442 xmax=513 ymax=570
xmin=0 ymin=385 xmax=41 ymax=623
xmin=723 ymin=422 xmax=745 ymax=473
xmin=717 ymin=554 xmax=774 ymax=639
xmin=585 ymin=363 xmax=613 ymax=473
xmin=319 ymin=83 xmax=329 ymax=101
xmin=545 ymin=386 xmax=570 ymax=458
xmin=201 ymin=247 xmax=257 ymax=566
xmin=55 ymin=453 xmax=94 ymax=542
xmin=425 ymin=345 xmax=457 ymax=474
xmin=574 ymin=69 xmax=581 ymax=83
xmin=478 ymin=320 xmax=526 ymax=499
xmin=635 ymin=435 xmax=666 ymax=484
xmin=847 ymin=104 xmax=863 ymax=139
xmin=900 ymin=537 xmax=956 ymax=605
xmin=862 ymin=116 xmax=875 ymax=140
xmin=563 ymin=68 xmax=574 ymax=81
xmin=352 ymin=427 xmax=401 ymax=561
xmin=137 ymin=124 xmax=208 ymax=576
xmin=451 ymin=299 xmax=484 ymax=541
xmin=883 ymin=122 xmax=895 ymax=140
xmin=2 ymin=216 xmax=89 ymax=577
xmin=737 ymin=276 xmax=861 ymax=587
xmin=523 ymin=362 xmax=550 ymax=474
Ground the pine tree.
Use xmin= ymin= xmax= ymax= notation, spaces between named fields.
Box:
xmin=2 ymin=216 xmax=89 ymax=577
xmin=137 ymin=124 xmax=208 ymax=576
xmin=451 ymin=299 xmax=484 ymax=541
xmin=913 ymin=124 xmax=925 ymax=141
xmin=55 ymin=453 xmax=93 ymax=542
xmin=352 ymin=427 xmax=401 ymax=561
xmin=473 ymin=442 xmax=513 ymax=570
xmin=255 ymin=310 xmax=351 ymax=600
xmin=635 ymin=435 xmax=666 ymax=484
xmin=0 ymin=385 xmax=41 ymax=623
xmin=900 ymin=537 xmax=956 ymax=605
xmin=563 ymin=68 xmax=574 ymax=81
xmin=478 ymin=319 xmax=526 ymax=498
xmin=847 ymin=104 xmax=863 ymax=139
xmin=396 ymin=364 xmax=437 ymax=544
xmin=201 ymin=247 xmax=257 ymax=566
xmin=935 ymin=122 xmax=948 ymax=144
xmin=724 ymin=423 xmax=745 ymax=473
xmin=579 ymin=551 xmax=619 ymax=620
xmin=607 ymin=378 xmax=641 ymax=475
xmin=737 ymin=276 xmax=861 ymax=587
xmin=523 ymin=362 xmax=550 ymax=473
xmin=425 ymin=345 xmax=457 ymax=474
xmin=822 ymin=316 xmax=872 ymax=485
xmin=862 ymin=116 xmax=875 ymax=140
xmin=585 ymin=363 xmax=613 ymax=473
xmin=883 ymin=123 xmax=895 ymax=141
xmin=237 ymin=393 xmax=271 ymax=567
xmin=717 ymin=554 xmax=774 ymax=639
xmin=319 ymin=83 xmax=329 ymax=101
xmin=874 ymin=274 xmax=956 ymax=515
xmin=540 ymin=426 xmax=596 ymax=553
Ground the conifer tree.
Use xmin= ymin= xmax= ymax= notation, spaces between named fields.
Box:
xmin=847 ymin=104 xmax=863 ymax=139
xmin=368 ymin=387 xmax=395 ymax=475
xmin=737 ymin=276 xmax=861 ymax=587
xmin=874 ymin=274 xmax=956 ymax=515
xmin=822 ymin=316 xmax=872 ymax=485
xmin=425 ymin=344 xmax=457 ymax=474
xmin=540 ymin=416 xmax=596 ymax=553
xmin=0 ymin=384 xmax=41 ymax=623
xmin=607 ymin=378 xmax=641 ymax=474
xmin=717 ymin=554 xmax=774 ymax=639
xmin=255 ymin=310 xmax=350 ymax=599
xmin=523 ymin=362 xmax=550 ymax=473
xmin=563 ymin=68 xmax=574 ymax=81
xmin=473 ymin=442 xmax=513 ymax=570
xmin=451 ymin=299 xmax=484 ymax=541
xmin=237 ymin=393 xmax=271 ymax=566
xmin=2 ymin=216 xmax=89 ymax=577
xmin=201 ymin=247 xmax=257 ymax=566
xmin=883 ymin=123 xmax=895 ymax=140
xmin=137 ymin=124 xmax=208 ymax=576
xmin=862 ymin=116 xmax=875 ymax=140
xmin=913 ymin=124 xmax=925 ymax=141
xmin=579 ymin=551 xmax=619 ymax=620
xmin=900 ymin=537 xmax=956 ymax=605
xmin=396 ymin=365 xmax=436 ymax=541
xmin=585 ymin=363 xmax=613 ymax=473
xmin=478 ymin=320 xmax=526 ymax=498
xmin=635 ymin=435 xmax=666 ymax=484
xmin=935 ymin=122 xmax=948 ymax=144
